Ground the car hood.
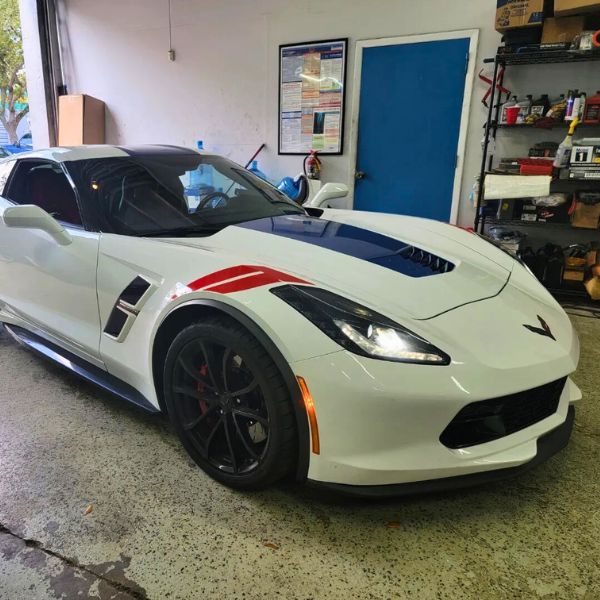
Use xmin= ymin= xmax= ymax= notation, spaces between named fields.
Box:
xmin=158 ymin=210 xmax=514 ymax=320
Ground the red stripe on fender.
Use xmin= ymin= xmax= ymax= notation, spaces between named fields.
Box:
xmin=186 ymin=265 xmax=311 ymax=294
xmin=187 ymin=265 xmax=260 ymax=292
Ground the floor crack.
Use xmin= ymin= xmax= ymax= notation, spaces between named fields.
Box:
xmin=0 ymin=522 xmax=148 ymax=599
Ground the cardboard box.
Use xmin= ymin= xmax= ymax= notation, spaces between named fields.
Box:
xmin=541 ymin=16 xmax=586 ymax=44
xmin=572 ymin=201 xmax=600 ymax=228
xmin=58 ymin=94 xmax=105 ymax=146
xmin=555 ymin=0 xmax=600 ymax=16
xmin=496 ymin=0 xmax=547 ymax=31
xmin=570 ymin=145 xmax=600 ymax=164
xmin=585 ymin=277 xmax=600 ymax=299
xmin=563 ymin=268 xmax=585 ymax=281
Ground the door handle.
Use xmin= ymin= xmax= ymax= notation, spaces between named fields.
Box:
xmin=355 ymin=171 xmax=366 ymax=180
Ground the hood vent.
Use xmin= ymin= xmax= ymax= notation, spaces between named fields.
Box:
xmin=237 ymin=215 xmax=455 ymax=278
xmin=398 ymin=245 xmax=455 ymax=274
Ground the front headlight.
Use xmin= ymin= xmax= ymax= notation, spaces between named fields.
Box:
xmin=271 ymin=285 xmax=450 ymax=365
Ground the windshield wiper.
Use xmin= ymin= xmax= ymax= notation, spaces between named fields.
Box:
xmin=137 ymin=226 xmax=222 ymax=238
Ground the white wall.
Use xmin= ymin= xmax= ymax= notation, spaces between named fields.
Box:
xmin=36 ymin=0 xmax=502 ymax=225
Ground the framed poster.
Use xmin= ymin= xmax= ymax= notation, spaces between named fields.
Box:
xmin=278 ymin=38 xmax=348 ymax=155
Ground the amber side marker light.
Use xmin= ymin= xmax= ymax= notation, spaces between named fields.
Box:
xmin=296 ymin=376 xmax=320 ymax=455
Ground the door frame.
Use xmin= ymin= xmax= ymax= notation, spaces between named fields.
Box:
xmin=348 ymin=29 xmax=479 ymax=224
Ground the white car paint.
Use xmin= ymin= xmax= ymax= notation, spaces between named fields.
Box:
xmin=0 ymin=146 xmax=582 ymax=493
xmin=0 ymin=199 xmax=102 ymax=366
xmin=93 ymin=212 xmax=581 ymax=488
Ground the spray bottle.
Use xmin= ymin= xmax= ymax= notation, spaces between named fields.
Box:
xmin=553 ymin=118 xmax=579 ymax=169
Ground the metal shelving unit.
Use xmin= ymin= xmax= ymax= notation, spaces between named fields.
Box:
xmin=497 ymin=47 xmax=600 ymax=66
xmin=474 ymin=46 xmax=600 ymax=302
xmin=486 ymin=218 xmax=571 ymax=228
xmin=475 ymin=47 xmax=600 ymax=233
xmin=496 ymin=121 xmax=600 ymax=129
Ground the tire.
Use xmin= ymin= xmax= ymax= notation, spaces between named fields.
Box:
xmin=163 ymin=316 xmax=297 ymax=490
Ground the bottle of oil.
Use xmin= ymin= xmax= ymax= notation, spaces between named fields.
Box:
xmin=531 ymin=94 xmax=550 ymax=117
xmin=565 ymin=90 xmax=578 ymax=122
xmin=574 ymin=92 xmax=587 ymax=121
xmin=553 ymin=118 xmax=579 ymax=169
xmin=583 ymin=91 xmax=600 ymax=124
xmin=516 ymin=95 xmax=533 ymax=124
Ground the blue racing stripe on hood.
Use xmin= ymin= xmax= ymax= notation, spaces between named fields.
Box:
xmin=235 ymin=215 xmax=454 ymax=278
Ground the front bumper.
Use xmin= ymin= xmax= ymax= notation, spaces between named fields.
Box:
xmin=294 ymin=341 xmax=580 ymax=487
xmin=288 ymin=270 xmax=580 ymax=491
xmin=308 ymin=405 xmax=575 ymax=498
xmin=291 ymin=282 xmax=580 ymax=488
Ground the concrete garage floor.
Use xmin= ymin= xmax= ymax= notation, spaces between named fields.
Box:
xmin=0 ymin=315 xmax=598 ymax=600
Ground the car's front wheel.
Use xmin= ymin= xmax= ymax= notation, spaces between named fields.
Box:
xmin=163 ymin=317 xmax=297 ymax=490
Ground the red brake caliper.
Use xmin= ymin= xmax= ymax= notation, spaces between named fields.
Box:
xmin=197 ymin=364 xmax=209 ymax=414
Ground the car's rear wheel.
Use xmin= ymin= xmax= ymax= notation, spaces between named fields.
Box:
xmin=163 ymin=317 xmax=297 ymax=490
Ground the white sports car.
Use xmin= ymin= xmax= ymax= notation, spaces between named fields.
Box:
xmin=0 ymin=145 xmax=581 ymax=496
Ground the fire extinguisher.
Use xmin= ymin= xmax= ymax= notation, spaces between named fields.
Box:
xmin=304 ymin=150 xmax=322 ymax=180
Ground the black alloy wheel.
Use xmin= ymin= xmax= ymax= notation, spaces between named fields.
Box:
xmin=164 ymin=317 xmax=297 ymax=489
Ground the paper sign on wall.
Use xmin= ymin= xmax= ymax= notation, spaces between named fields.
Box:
xmin=279 ymin=39 xmax=348 ymax=155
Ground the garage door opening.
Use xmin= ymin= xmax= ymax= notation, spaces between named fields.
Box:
xmin=0 ymin=0 xmax=32 ymax=157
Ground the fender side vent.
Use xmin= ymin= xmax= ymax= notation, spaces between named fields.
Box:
xmin=398 ymin=246 xmax=454 ymax=274
xmin=120 ymin=276 xmax=151 ymax=306
xmin=103 ymin=276 xmax=153 ymax=341
xmin=104 ymin=307 xmax=129 ymax=338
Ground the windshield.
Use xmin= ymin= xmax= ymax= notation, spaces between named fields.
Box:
xmin=65 ymin=153 xmax=305 ymax=236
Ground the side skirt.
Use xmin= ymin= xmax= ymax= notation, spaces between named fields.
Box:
xmin=3 ymin=324 xmax=160 ymax=414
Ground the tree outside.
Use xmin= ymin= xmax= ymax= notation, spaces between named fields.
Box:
xmin=0 ymin=0 xmax=28 ymax=145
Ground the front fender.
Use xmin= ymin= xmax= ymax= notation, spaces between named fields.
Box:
xmin=152 ymin=295 xmax=313 ymax=481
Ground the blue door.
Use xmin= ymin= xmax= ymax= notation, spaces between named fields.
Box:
xmin=354 ymin=38 xmax=470 ymax=222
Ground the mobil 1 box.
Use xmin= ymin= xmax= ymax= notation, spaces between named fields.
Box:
xmin=496 ymin=0 xmax=548 ymax=32
xmin=571 ymin=145 xmax=600 ymax=164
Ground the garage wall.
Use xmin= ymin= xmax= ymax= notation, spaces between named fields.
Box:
xmin=37 ymin=0 xmax=501 ymax=225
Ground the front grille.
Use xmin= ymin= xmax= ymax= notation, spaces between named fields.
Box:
xmin=398 ymin=245 xmax=454 ymax=274
xmin=440 ymin=378 xmax=566 ymax=449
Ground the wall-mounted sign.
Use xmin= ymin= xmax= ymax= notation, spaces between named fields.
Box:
xmin=278 ymin=38 xmax=348 ymax=155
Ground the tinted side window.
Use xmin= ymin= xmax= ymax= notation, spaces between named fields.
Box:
xmin=0 ymin=160 xmax=15 ymax=196
xmin=4 ymin=160 xmax=82 ymax=226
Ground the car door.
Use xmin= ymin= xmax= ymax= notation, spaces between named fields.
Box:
xmin=0 ymin=158 xmax=103 ymax=367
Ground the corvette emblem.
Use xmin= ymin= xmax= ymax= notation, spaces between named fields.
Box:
xmin=523 ymin=316 xmax=556 ymax=341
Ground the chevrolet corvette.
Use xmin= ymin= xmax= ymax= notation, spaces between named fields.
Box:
xmin=0 ymin=145 xmax=581 ymax=496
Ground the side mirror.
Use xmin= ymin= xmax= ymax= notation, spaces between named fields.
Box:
xmin=2 ymin=205 xmax=73 ymax=246
xmin=304 ymin=183 xmax=349 ymax=208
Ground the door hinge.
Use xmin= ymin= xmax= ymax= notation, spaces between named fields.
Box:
xmin=455 ymin=154 xmax=460 ymax=170
xmin=465 ymin=52 xmax=470 ymax=74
